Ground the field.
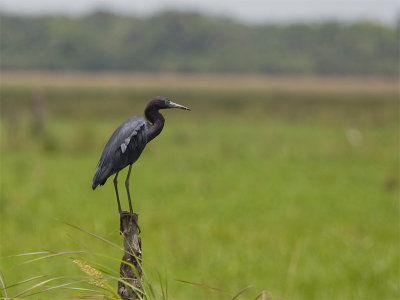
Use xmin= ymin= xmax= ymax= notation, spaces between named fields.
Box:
xmin=0 ymin=73 xmax=399 ymax=299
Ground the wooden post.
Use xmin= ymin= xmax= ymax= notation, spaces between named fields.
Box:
xmin=118 ymin=211 xmax=143 ymax=299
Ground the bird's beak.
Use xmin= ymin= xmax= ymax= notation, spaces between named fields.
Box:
xmin=168 ymin=101 xmax=191 ymax=111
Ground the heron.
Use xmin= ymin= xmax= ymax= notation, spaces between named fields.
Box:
xmin=92 ymin=96 xmax=190 ymax=213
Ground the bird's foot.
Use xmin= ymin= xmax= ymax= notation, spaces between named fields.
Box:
xmin=119 ymin=210 xmax=141 ymax=234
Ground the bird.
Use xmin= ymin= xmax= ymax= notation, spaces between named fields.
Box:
xmin=92 ymin=96 xmax=190 ymax=213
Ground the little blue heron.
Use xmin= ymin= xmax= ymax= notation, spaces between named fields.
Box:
xmin=92 ymin=96 xmax=190 ymax=213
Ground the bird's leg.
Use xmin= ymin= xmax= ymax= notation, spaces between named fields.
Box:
xmin=113 ymin=172 xmax=122 ymax=214
xmin=125 ymin=164 xmax=141 ymax=232
xmin=125 ymin=164 xmax=133 ymax=213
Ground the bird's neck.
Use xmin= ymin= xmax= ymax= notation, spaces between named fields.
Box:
xmin=145 ymin=107 xmax=165 ymax=142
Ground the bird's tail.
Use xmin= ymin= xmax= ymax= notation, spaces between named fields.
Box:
xmin=92 ymin=167 xmax=107 ymax=190
xmin=92 ymin=180 xmax=99 ymax=190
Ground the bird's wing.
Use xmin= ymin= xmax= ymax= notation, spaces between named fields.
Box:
xmin=100 ymin=116 xmax=148 ymax=167
xmin=93 ymin=116 xmax=148 ymax=187
xmin=110 ymin=116 xmax=148 ymax=156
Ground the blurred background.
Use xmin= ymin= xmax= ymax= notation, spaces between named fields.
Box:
xmin=0 ymin=1 xmax=399 ymax=299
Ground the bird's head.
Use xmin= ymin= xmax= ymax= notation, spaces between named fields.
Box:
xmin=150 ymin=96 xmax=190 ymax=111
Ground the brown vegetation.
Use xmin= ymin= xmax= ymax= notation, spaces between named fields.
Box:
xmin=1 ymin=71 xmax=397 ymax=92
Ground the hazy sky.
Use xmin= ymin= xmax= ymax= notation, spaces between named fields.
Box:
xmin=1 ymin=0 xmax=399 ymax=24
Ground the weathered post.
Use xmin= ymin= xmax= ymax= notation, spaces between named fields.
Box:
xmin=118 ymin=211 xmax=143 ymax=299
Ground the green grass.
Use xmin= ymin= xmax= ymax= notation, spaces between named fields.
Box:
xmin=0 ymin=85 xmax=399 ymax=299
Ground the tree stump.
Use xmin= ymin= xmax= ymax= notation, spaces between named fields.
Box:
xmin=118 ymin=211 xmax=142 ymax=299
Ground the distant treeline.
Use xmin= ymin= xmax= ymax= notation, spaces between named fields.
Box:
xmin=1 ymin=11 xmax=397 ymax=75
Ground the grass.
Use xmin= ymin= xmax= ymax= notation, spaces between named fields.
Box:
xmin=0 ymin=74 xmax=399 ymax=299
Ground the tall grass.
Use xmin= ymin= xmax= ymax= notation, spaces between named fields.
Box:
xmin=1 ymin=222 xmax=270 ymax=299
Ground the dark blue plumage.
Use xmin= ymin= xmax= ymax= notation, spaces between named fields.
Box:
xmin=92 ymin=96 xmax=190 ymax=213
xmin=92 ymin=116 xmax=148 ymax=189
